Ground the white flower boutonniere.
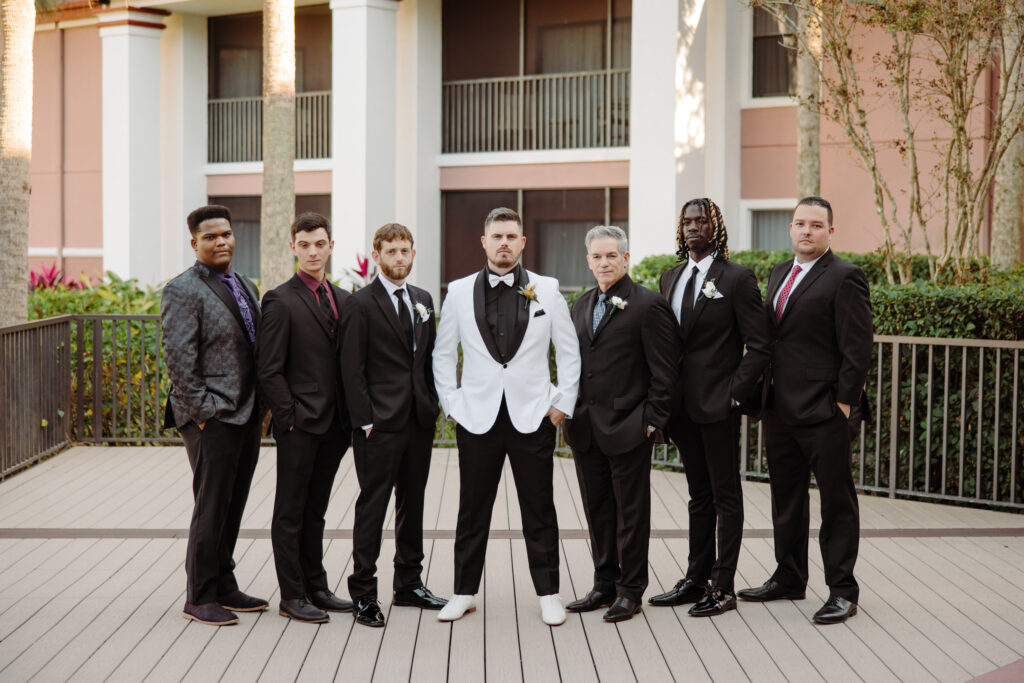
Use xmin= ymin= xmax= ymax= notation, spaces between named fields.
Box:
xmin=518 ymin=282 xmax=538 ymax=310
xmin=607 ymin=295 xmax=628 ymax=317
xmin=700 ymin=279 xmax=724 ymax=301
xmin=414 ymin=302 xmax=432 ymax=323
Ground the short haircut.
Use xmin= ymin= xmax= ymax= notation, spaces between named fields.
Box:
xmin=187 ymin=205 xmax=231 ymax=236
xmin=675 ymin=198 xmax=730 ymax=262
xmin=796 ymin=196 xmax=833 ymax=227
xmin=585 ymin=225 xmax=628 ymax=254
xmin=484 ymin=207 xmax=522 ymax=233
xmin=291 ymin=212 xmax=331 ymax=240
xmin=373 ymin=222 xmax=414 ymax=252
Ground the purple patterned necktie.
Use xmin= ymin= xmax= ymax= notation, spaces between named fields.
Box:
xmin=220 ymin=273 xmax=257 ymax=343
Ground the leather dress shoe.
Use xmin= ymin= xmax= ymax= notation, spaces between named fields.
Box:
xmin=279 ymin=598 xmax=329 ymax=623
xmin=647 ymin=577 xmax=708 ymax=607
xmin=309 ymin=590 xmax=353 ymax=613
xmin=688 ymin=587 xmax=737 ymax=617
xmin=566 ymin=589 xmax=615 ymax=613
xmin=813 ymin=596 xmax=857 ymax=624
xmin=354 ymin=598 xmax=386 ymax=627
xmin=393 ymin=586 xmax=447 ymax=610
xmin=736 ymin=579 xmax=806 ymax=602
xmin=217 ymin=590 xmax=268 ymax=612
xmin=183 ymin=601 xmax=239 ymax=626
xmin=603 ymin=597 xmax=642 ymax=623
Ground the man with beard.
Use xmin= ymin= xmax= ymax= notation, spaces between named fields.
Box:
xmin=340 ymin=222 xmax=447 ymax=627
xmin=433 ymin=207 xmax=580 ymax=626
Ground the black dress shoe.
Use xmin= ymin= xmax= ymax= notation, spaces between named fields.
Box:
xmin=309 ymin=590 xmax=354 ymax=613
xmin=813 ymin=596 xmax=857 ymax=624
xmin=279 ymin=599 xmax=329 ymax=623
xmin=183 ymin=601 xmax=239 ymax=626
xmin=602 ymin=597 xmax=642 ymax=623
xmin=217 ymin=590 xmax=269 ymax=612
xmin=688 ymin=587 xmax=737 ymax=617
xmin=393 ymin=586 xmax=447 ymax=610
xmin=647 ymin=577 xmax=708 ymax=606
xmin=566 ymin=589 xmax=615 ymax=613
xmin=736 ymin=579 xmax=806 ymax=602
xmin=354 ymin=599 xmax=385 ymax=627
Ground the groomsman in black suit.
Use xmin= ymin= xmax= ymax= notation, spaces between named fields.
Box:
xmin=340 ymin=222 xmax=447 ymax=628
xmin=564 ymin=226 xmax=682 ymax=623
xmin=257 ymin=212 xmax=353 ymax=623
xmin=738 ymin=196 xmax=873 ymax=625
xmin=162 ymin=205 xmax=268 ymax=626
xmin=649 ymin=198 xmax=771 ymax=616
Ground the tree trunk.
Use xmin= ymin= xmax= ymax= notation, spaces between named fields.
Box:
xmin=0 ymin=0 xmax=34 ymax=327
xmin=796 ymin=3 xmax=821 ymax=199
xmin=260 ymin=0 xmax=295 ymax=292
xmin=992 ymin=5 xmax=1023 ymax=269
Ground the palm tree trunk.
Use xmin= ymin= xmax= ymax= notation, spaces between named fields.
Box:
xmin=260 ymin=0 xmax=295 ymax=291
xmin=796 ymin=3 xmax=821 ymax=199
xmin=0 ymin=0 xmax=34 ymax=327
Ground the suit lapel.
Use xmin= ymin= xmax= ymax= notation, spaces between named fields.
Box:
xmin=577 ymin=287 xmax=597 ymax=342
xmin=592 ymin=275 xmax=632 ymax=342
xmin=409 ymin=286 xmax=428 ymax=355
xmin=662 ymin=264 xmax=684 ymax=304
xmin=778 ymin=251 xmax=833 ymax=325
xmin=370 ymin=277 xmax=409 ymax=349
xmin=507 ymin=267 xmax=531 ymax=358
xmin=291 ymin=275 xmax=334 ymax=340
xmin=682 ymin=259 xmax=725 ymax=338
xmin=766 ymin=262 xmax=789 ymax=327
xmin=198 ymin=267 xmax=247 ymax=336
xmin=472 ymin=269 xmax=504 ymax=364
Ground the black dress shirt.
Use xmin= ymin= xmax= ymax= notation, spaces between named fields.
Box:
xmin=484 ymin=264 xmax=523 ymax=362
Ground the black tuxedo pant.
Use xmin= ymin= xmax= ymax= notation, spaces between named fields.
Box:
xmin=764 ymin=408 xmax=860 ymax=603
xmin=348 ymin=422 xmax=433 ymax=601
xmin=180 ymin=415 xmax=261 ymax=605
xmin=572 ymin=439 xmax=652 ymax=603
xmin=671 ymin=409 xmax=744 ymax=592
xmin=272 ymin=419 xmax=349 ymax=600
xmin=453 ymin=402 xmax=559 ymax=596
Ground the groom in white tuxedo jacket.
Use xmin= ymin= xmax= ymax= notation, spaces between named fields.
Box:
xmin=434 ymin=207 xmax=580 ymax=626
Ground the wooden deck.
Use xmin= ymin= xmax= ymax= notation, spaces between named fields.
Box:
xmin=1 ymin=446 xmax=1023 ymax=682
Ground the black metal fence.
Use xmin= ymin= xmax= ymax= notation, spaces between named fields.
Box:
xmin=2 ymin=315 xmax=1022 ymax=510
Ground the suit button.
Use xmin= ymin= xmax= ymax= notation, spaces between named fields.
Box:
xmin=499 ymin=332 xmax=505 ymax=336
xmin=589 ymin=346 xmax=595 ymax=351
xmin=589 ymin=399 xmax=595 ymax=405
xmin=587 ymin=372 xmax=593 ymax=378
xmin=502 ymin=363 xmax=508 ymax=369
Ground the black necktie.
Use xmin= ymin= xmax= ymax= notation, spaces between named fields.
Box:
xmin=395 ymin=289 xmax=414 ymax=351
xmin=680 ymin=269 xmax=697 ymax=321
xmin=317 ymin=283 xmax=336 ymax=336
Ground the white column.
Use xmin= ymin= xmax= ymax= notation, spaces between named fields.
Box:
xmin=99 ymin=9 xmax=166 ymax=284
xmin=395 ymin=0 xmax=442 ymax=300
xmin=160 ymin=13 xmax=208 ymax=280
xmin=330 ymin=0 xmax=399 ymax=279
xmin=628 ymin=0 xmax=708 ymax=262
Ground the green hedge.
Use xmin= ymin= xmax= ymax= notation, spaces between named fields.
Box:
xmin=632 ymin=252 xmax=1024 ymax=341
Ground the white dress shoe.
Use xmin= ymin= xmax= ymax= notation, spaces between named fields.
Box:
xmin=539 ymin=594 xmax=566 ymax=626
xmin=438 ymin=594 xmax=476 ymax=622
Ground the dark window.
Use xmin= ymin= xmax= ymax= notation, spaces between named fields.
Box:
xmin=751 ymin=209 xmax=792 ymax=251
xmin=752 ymin=6 xmax=796 ymax=98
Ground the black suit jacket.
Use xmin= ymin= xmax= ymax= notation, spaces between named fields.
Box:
xmin=764 ymin=250 xmax=873 ymax=426
xmin=256 ymin=273 xmax=351 ymax=437
xmin=563 ymin=274 xmax=682 ymax=455
xmin=340 ymin=277 xmax=440 ymax=432
xmin=660 ymin=258 xmax=771 ymax=423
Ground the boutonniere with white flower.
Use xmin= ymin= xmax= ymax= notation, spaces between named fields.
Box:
xmin=700 ymin=279 xmax=724 ymax=301
xmin=518 ymin=282 xmax=538 ymax=310
xmin=606 ymin=295 xmax=628 ymax=317
xmin=414 ymin=302 xmax=432 ymax=323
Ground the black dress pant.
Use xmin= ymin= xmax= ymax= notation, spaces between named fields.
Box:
xmin=453 ymin=401 xmax=559 ymax=596
xmin=764 ymin=408 xmax=860 ymax=602
xmin=348 ymin=422 xmax=433 ymax=601
xmin=670 ymin=409 xmax=743 ymax=592
xmin=181 ymin=414 xmax=261 ymax=605
xmin=572 ymin=439 xmax=652 ymax=603
xmin=272 ymin=418 xmax=349 ymax=600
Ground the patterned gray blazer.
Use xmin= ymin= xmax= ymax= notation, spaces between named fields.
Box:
xmin=161 ymin=261 xmax=262 ymax=428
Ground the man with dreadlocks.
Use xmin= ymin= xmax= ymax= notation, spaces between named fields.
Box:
xmin=649 ymin=198 xmax=771 ymax=617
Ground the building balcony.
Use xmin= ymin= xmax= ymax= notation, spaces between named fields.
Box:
xmin=442 ymin=68 xmax=630 ymax=154
xmin=207 ymin=90 xmax=331 ymax=163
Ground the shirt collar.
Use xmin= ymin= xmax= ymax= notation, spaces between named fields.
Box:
xmin=377 ymin=273 xmax=408 ymax=299
xmin=296 ymin=268 xmax=327 ymax=293
xmin=486 ymin=263 xmax=522 ymax=282
xmin=687 ymin=251 xmax=717 ymax=276
xmin=599 ymin=272 xmax=632 ymax=299
xmin=214 ymin=267 xmax=236 ymax=282
xmin=792 ymin=248 xmax=829 ymax=274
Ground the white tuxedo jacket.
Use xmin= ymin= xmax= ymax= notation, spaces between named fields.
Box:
xmin=433 ymin=268 xmax=581 ymax=435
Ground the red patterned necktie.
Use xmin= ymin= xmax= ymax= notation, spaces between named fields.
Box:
xmin=774 ymin=264 xmax=803 ymax=322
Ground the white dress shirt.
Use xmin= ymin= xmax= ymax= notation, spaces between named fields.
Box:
xmin=772 ymin=249 xmax=828 ymax=314
xmin=671 ymin=251 xmax=716 ymax=322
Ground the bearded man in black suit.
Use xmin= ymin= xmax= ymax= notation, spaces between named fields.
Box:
xmin=649 ymin=198 xmax=771 ymax=617
xmin=340 ymin=222 xmax=447 ymax=628
xmin=737 ymin=196 xmax=873 ymax=625
xmin=257 ymin=212 xmax=353 ymax=624
xmin=563 ymin=225 xmax=682 ymax=623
